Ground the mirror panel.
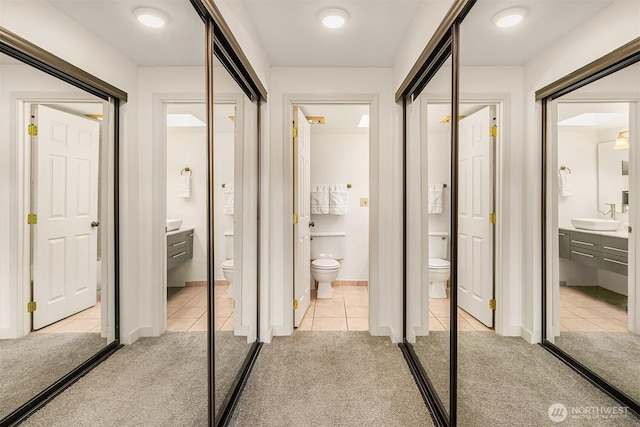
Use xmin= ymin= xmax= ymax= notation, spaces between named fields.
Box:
xmin=548 ymin=63 xmax=640 ymax=403
xmin=0 ymin=50 xmax=113 ymax=419
xmin=407 ymin=55 xmax=453 ymax=416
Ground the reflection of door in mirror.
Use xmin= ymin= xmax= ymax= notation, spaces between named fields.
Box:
xmin=549 ymin=64 xmax=640 ymax=406
xmin=0 ymin=54 xmax=111 ymax=420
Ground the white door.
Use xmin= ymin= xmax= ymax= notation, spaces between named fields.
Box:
xmin=293 ymin=106 xmax=312 ymax=327
xmin=32 ymin=105 xmax=100 ymax=330
xmin=458 ymin=105 xmax=495 ymax=327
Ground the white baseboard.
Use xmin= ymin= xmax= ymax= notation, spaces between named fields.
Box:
xmin=124 ymin=327 xmax=142 ymax=345
xmin=520 ymin=326 xmax=539 ymax=344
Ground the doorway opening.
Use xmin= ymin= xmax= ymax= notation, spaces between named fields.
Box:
xmin=292 ymin=103 xmax=371 ymax=333
xmin=426 ymin=101 xmax=499 ymax=333
xmin=164 ymin=102 xmax=209 ymax=333
xmin=25 ymin=101 xmax=107 ymax=338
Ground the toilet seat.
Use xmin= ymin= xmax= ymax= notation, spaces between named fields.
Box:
xmin=311 ymin=259 xmax=340 ymax=270
xmin=428 ymin=258 xmax=449 ymax=269
xmin=222 ymin=259 xmax=234 ymax=269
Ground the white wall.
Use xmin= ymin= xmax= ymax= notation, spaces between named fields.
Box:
xmin=166 ymin=124 xmax=208 ymax=286
xmin=557 ymin=129 xmax=599 ymax=227
xmin=522 ymin=0 xmax=640 ymax=343
xmin=310 ymin=132 xmax=370 ymax=281
xmin=427 ymin=126 xmax=451 ymax=234
xmin=268 ymin=67 xmax=401 ymax=341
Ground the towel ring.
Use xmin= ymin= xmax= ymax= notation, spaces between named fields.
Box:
xmin=180 ymin=167 xmax=192 ymax=177
xmin=558 ymin=166 xmax=571 ymax=175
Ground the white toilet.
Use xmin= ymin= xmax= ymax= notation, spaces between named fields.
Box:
xmin=428 ymin=231 xmax=450 ymax=299
xmin=310 ymin=231 xmax=346 ymax=299
xmin=222 ymin=231 xmax=234 ymax=286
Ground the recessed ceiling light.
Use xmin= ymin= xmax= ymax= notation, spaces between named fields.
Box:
xmin=135 ymin=7 xmax=168 ymax=28
xmin=319 ymin=8 xmax=349 ymax=29
xmin=492 ymin=7 xmax=526 ymax=28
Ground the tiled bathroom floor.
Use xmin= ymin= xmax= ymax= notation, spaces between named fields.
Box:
xmin=295 ymin=281 xmax=369 ymax=332
xmin=428 ymin=297 xmax=493 ymax=332
xmin=559 ymin=286 xmax=628 ymax=332
xmin=34 ymin=295 xmax=102 ymax=334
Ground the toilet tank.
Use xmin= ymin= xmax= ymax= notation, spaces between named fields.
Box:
xmin=428 ymin=231 xmax=449 ymax=259
xmin=224 ymin=231 xmax=234 ymax=259
xmin=310 ymin=232 xmax=346 ymax=260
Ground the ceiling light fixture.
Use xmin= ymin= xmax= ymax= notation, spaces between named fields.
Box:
xmin=492 ymin=7 xmax=526 ymax=28
xmin=319 ymin=8 xmax=349 ymax=29
xmin=135 ymin=7 xmax=168 ymax=28
xmin=614 ymin=131 xmax=629 ymax=150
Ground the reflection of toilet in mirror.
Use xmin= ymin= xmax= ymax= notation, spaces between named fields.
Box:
xmin=310 ymin=231 xmax=346 ymax=298
xmin=428 ymin=232 xmax=450 ymax=299
xmin=222 ymin=231 xmax=234 ymax=287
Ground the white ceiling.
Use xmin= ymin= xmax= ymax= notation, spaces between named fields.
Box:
xmin=44 ymin=0 xmax=616 ymax=69
xmin=300 ymin=104 xmax=369 ymax=134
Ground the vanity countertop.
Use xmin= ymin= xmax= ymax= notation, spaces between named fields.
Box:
xmin=559 ymin=225 xmax=628 ymax=239
xmin=166 ymin=227 xmax=194 ymax=236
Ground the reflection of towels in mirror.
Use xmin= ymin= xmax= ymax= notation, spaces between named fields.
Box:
xmin=428 ymin=184 xmax=444 ymax=213
xmin=224 ymin=184 xmax=234 ymax=214
xmin=179 ymin=175 xmax=191 ymax=198
xmin=559 ymin=174 xmax=573 ymax=197
xmin=329 ymin=184 xmax=349 ymax=215
xmin=311 ymin=184 xmax=330 ymax=214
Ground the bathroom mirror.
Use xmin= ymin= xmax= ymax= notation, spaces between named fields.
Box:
xmin=547 ymin=61 xmax=640 ymax=404
xmin=406 ymin=54 xmax=453 ymax=417
xmin=0 ymin=44 xmax=115 ymax=421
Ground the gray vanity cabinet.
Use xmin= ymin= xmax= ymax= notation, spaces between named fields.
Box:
xmin=559 ymin=228 xmax=628 ymax=275
xmin=167 ymin=229 xmax=194 ymax=270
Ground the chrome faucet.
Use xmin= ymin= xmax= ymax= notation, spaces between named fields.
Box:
xmin=602 ymin=203 xmax=616 ymax=220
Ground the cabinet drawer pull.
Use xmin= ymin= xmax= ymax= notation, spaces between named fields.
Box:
xmin=603 ymin=246 xmax=628 ymax=254
xmin=571 ymin=250 xmax=594 ymax=258
xmin=187 ymin=234 xmax=194 ymax=237
xmin=171 ymin=241 xmax=186 ymax=247
xmin=603 ymin=257 xmax=628 ymax=266
xmin=571 ymin=240 xmax=594 ymax=246
xmin=559 ymin=232 xmax=566 ymax=236
xmin=172 ymin=252 xmax=186 ymax=258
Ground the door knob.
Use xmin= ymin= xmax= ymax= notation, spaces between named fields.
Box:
xmin=91 ymin=221 xmax=100 ymax=228
xmin=309 ymin=221 xmax=315 ymax=227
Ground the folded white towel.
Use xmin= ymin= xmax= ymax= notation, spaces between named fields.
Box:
xmin=224 ymin=184 xmax=234 ymax=215
xmin=559 ymin=174 xmax=573 ymax=197
xmin=311 ymin=184 xmax=330 ymax=214
xmin=428 ymin=184 xmax=444 ymax=214
xmin=329 ymin=184 xmax=349 ymax=215
xmin=179 ymin=175 xmax=191 ymax=198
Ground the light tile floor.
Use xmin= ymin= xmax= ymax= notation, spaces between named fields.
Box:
xmin=35 ymin=294 xmax=102 ymax=334
xmin=428 ymin=297 xmax=493 ymax=332
xmin=295 ymin=282 xmax=369 ymax=332
xmin=559 ymin=286 xmax=628 ymax=332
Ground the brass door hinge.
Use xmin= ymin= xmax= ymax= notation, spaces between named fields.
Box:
xmin=292 ymin=126 xmax=298 ymax=139
xmin=490 ymin=125 xmax=498 ymax=137
xmin=489 ymin=299 xmax=496 ymax=310
xmin=293 ymin=299 xmax=299 ymax=310
xmin=489 ymin=213 xmax=496 ymax=224
xmin=28 ymin=124 xmax=38 ymax=136
xmin=293 ymin=213 xmax=298 ymax=224
xmin=27 ymin=214 xmax=37 ymax=225
xmin=27 ymin=301 xmax=37 ymax=313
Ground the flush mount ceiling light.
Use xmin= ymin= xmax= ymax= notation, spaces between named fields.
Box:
xmin=492 ymin=7 xmax=526 ymax=28
xmin=135 ymin=7 xmax=168 ymax=28
xmin=319 ymin=8 xmax=349 ymax=29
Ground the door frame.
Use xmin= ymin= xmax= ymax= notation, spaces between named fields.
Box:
xmin=280 ymin=94 xmax=378 ymax=336
xmin=11 ymin=94 xmax=112 ymax=340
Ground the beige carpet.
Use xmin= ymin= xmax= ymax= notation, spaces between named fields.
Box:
xmin=0 ymin=332 xmax=106 ymax=420
xmin=230 ymin=331 xmax=434 ymax=427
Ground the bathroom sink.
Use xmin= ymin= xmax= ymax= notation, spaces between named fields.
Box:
xmin=166 ymin=218 xmax=183 ymax=232
xmin=571 ymin=218 xmax=621 ymax=231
